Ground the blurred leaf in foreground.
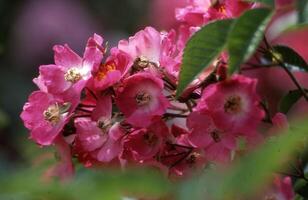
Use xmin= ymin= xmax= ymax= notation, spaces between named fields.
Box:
xmin=0 ymin=167 xmax=171 ymax=200
xmin=177 ymin=117 xmax=308 ymax=200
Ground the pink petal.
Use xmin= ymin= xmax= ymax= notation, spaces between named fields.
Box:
xmin=53 ymin=44 xmax=82 ymax=69
xmin=39 ymin=64 xmax=71 ymax=94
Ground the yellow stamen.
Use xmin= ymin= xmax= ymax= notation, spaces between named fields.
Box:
xmin=211 ymin=0 xmax=227 ymax=15
xmin=64 ymin=67 xmax=82 ymax=83
xmin=96 ymin=62 xmax=116 ymax=81
xmin=43 ymin=104 xmax=61 ymax=125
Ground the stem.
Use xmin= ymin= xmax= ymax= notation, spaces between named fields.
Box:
xmin=263 ymin=36 xmax=308 ymax=101
xmin=190 ymin=99 xmax=197 ymax=107
xmin=185 ymin=101 xmax=193 ymax=112
xmin=169 ymin=149 xmax=192 ymax=169
xmin=277 ymin=171 xmax=301 ymax=179
xmin=164 ymin=83 xmax=175 ymax=91
xmin=168 ymin=142 xmax=193 ymax=150
xmin=163 ymin=76 xmax=176 ymax=90
xmin=160 ymin=151 xmax=187 ymax=159
xmin=76 ymin=107 xmax=93 ymax=113
xmin=276 ymin=59 xmax=308 ymax=101
xmin=85 ymin=87 xmax=98 ymax=101
xmin=260 ymin=101 xmax=272 ymax=124
xmin=164 ymin=113 xmax=188 ymax=118
xmin=169 ymin=105 xmax=189 ymax=112
xmin=73 ymin=114 xmax=91 ymax=119
xmin=263 ymin=36 xmax=271 ymax=50
xmin=78 ymin=103 xmax=96 ymax=108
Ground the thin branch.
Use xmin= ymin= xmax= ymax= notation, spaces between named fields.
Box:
xmin=185 ymin=101 xmax=193 ymax=112
xmin=76 ymin=107 xmax=93 ymax=113
xmin=73 ymin=114 xmax=91 ymax=119
xmin=273 ymin=55 xmax=308 ymax=101
xmin=164 ymin=113 xmax=188 ymax=118
xmin=85 ymin=87 xmax=98 ymax=101
xmin=160 ymin=151 xmax=188 ymax=159
xmin=169 ymin=149 xmax=192 ymax=169
xmin=262 ymin=36 xmax=308 ymax=101
xmin=260 ymin=101 xmax=272 ymax=124
xmin=78 ymin=103 xmax=96 ymax=108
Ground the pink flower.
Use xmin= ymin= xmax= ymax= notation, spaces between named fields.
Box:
xmin=123 ymin=118 xmax=169 ymax=161
xmin=158 ymin=128 xmax=207 ymax=177
xmin=262 ymin=176 xmax=294 ymax=200
xmin=115 ymin=72 xmax=169 ymax=127
xmin=34 ymin=34 xmax=104 ymax=95
xmin=73 ymin=90 xmax=124 ymax=166
xmin=268 ymin=112 xmax=289 ymax=136
xmin=76 ymin=86 xmax=112 ymax=122
xmin=169 ymin=150 xmax=207 ymax=178
xmin=20 ymin=91 xmax=74 ymax=145
xmin=74 ymin=119 xmax=125 ymax=166
xmin=177 ymin=25 xmax=200 ymax=52
xmin=90 ymin=47 xmax=131 ymax=90
xmin=198 ymin=75 xmax=264 ymax=132
xmin=272 ymin=112 xmax=289 ymax=129
xmin=275 ymin=0 xmax=295 ymax=8
xmin=273 ymin=176 xmax=294 ymax=200
xmin=117 ymin=27 xmax=178 ymax=75
xmin=187 ymin=110 xmax=237 ymax=163
xmin=176 ymin=0 xmax=210 ymax=26
xmin=176 ymin=0 xmax=255 ymax=26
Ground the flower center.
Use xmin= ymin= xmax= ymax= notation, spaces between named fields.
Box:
xmin=224 ymin=95 xmax=242 ymax=114
xmin=186 ymin=152 xmax=200 ymax=167
xmin=211 ymin=0 xmax=226 ymax=14
xmin=96 ymin=62 xmax=116 ymax=81
xmin=64 ymin=67 xmax=82 ymax=83
xmin=43 ymin=104 xmax=61 ymax=125
xmin=143 ymin=131 xmax=158 ymax=146
xmin=43 ymin=102 xmax=71 ymax=125
xmin=135 ymin=91 xmax=152 ymax=106
xmin=133 ymin=56 xmax=158 ymax=72
xmin=97 ymin=118 xmax=112 ymax=133
xmin=210 ymin=130 xmax=221 ymax=143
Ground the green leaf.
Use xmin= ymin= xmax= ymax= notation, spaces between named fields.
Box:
xmin=177 ymin=117 xmax=308 ymax=200
xmin=245 ymin=0 xmax=274 ymax=7
xmin=176 ymin=19 xmax=234 ymax=97
xmin=297 ymin=0 xmax=308 ymax=23
xmin=279 ymin=89 xmax=305 ymax=114
xmin=0 ymin=168 xmax=171 ymax=200
xmin=227 ymin=8 xmax=273 ymax=74
xmin=271 ymin=45 xmax=308 ymax=71
xmin=294 ymin=178 xmax=308 ymax=198
xmin=295 ymin=195 xmax=305 ymax=200
xmin=218 ymin=126 xmax=308 ymax=199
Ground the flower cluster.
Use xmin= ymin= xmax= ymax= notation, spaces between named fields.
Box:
xmin=176 ymin=0 xmax=255 ymax=27
xmin=20 ymin=2 xmax=293 ymax=195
